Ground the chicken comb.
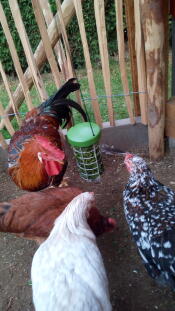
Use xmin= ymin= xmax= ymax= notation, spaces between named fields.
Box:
xmin=35 ymin=136 xmax=65 ymax=160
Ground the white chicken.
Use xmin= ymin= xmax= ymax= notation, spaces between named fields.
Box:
xmin=31 ymin=192 xmax=112 ymax=311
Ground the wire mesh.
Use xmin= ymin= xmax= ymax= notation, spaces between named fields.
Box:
xmin=73 ymin=143 xmax=103 ymax=181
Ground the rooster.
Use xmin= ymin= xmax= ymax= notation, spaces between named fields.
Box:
xmin=31 ymin=192 xmax=112 ymax=311
xmin=124 ymin=153 xmax=175 ymax=289
xmin=0 ymin=187 xmax=116 ymax=244
xmin=8 ymin=78 xmax=87 ymax=191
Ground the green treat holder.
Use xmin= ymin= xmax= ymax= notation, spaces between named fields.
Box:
xmin=67 ymin=122 xmax=103 ymax=181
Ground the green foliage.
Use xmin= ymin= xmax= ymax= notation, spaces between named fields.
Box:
xmin=0 ymin=0 xmax=41 ymax=74
xmin=0 ymin=0 xmax=118 ymax=74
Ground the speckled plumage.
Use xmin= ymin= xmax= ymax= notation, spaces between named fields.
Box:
xmin=31 ymin=192 xmax=112 ymax=311
xmin=123 ymin=154 xmax=175 ymax=288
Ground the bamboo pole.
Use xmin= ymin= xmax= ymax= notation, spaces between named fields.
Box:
xmin=94 ymin=0 xmax=115 ymax=126
xmin=134 ymin=0 xmax=148 ymax=125
xmin=0 ymin=0 xmax=78 ymax=130
xmin=0 ymin=132 xmax=8 ymax=149
xmin=0 ymin=62 xmax=21 ymax=126
xmin=32 ymin=0 xmax=61 ymax=88
xmin=56 ymin=0 xmax=83 ymax=109
xmin=73 ymin=0 xmax=102 ymax=126
xmin=55 ymin=0 xmax=74 ymax=78
xmin=0 ymin=2 xmax=33 ymax=111
xmin=9 ymin=0 xmax=48 ymax=102
xmin=0 ymin=103 xmax=14 ymax=136
xmin=39 ymin=0 xmax=68 ymax=80
xmin=140 ymin=0 xmax=169 ymax=159
xmin=115 ymin=0 xmax=135 ymax=124
xmin=124 ymin=0 xmax=140 ymax=116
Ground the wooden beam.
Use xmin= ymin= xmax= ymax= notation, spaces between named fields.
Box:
xmin=0 ymin=0 xmax=79 ymax=130
xmin=124 ymin=0 xmax=140 ymax=116
xmin=140 ymin=0 xmax=169 ymax=160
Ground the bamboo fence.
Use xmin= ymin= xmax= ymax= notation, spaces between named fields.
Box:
xmin=0 ymin=0 xmax=169 ymax=159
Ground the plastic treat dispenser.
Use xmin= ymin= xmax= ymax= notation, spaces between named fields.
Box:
xmin=67 ymin=122 xmax=103 ymax=181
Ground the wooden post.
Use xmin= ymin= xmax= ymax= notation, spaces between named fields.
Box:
xmin=140 ymin=0 xmax=169 ymax=160
xmin=0 ymin=0 xmax=79 ymax=130
xmin=124 ymin=0 xmax=140 ymax=116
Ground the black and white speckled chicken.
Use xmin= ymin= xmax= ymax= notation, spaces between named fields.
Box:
xmin=123 ymin=153 xmax=175 ymax=289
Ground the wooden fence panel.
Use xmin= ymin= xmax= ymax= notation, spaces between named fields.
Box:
xmin=0 ymin=0 xmax=76 ymax=131
xmin=0 ymin=0 xmax=160 ymax=154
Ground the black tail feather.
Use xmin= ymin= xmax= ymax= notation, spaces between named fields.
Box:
xmin=39 ymin=78 xmax=87 ymax=127
xmin=41 ymin=78 xmax=80 ymax=108
xmin=53 ymin=78 xmax=80 ymax=99
xmin=41 ymin=98 xmax=88 ymax=128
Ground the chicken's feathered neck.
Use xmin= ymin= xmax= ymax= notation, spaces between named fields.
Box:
xmin=128 ymin=167 xmax=156 ymax=190
xmin=49 ymin=193 xmax=95 ymax=240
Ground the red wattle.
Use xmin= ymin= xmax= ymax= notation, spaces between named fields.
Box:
xmin=44 ymin=160 xmax=62 ymax=176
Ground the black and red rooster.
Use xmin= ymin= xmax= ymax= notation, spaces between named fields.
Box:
xmin=8 ymin=78 xmax=87 ymax=191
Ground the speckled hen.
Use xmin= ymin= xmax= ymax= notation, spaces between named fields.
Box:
xmin=123 ymin=153 xmax=175 ymax=289
xmin=31 ymin=192 xmax=112 ymax=311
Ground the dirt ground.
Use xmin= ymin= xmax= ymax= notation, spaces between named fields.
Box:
xmin=0 ymin=145 xmax=175 ymax=311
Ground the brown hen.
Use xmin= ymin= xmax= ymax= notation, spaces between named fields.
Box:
xmin=0 ymin=187 xmax=116 ymax=244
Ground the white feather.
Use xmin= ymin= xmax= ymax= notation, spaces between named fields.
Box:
xmin=31 ymin=192 xmax=111 ymax=311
